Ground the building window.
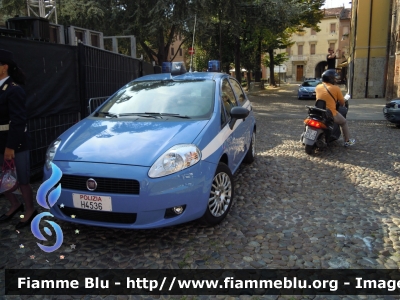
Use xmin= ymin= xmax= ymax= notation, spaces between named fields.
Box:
xmin=171 ymin=47 xmax=175 ymax=56
xmin=311 ymin=28 xmax=317 ymax=35
xmin=286 ymin=47 xmax=291 ymax=55
xmin=330 ymin=23 xmax=336 ymax=34
xmin=343 ymin=26 xmax=349 ymax=35
xmin=298 ymin=45 xmax=303 ymax=55
xmin=329 ymin=43 xmax=335 ymax=51
xmin=179 ymin=48 xmax=182 ymax=56
xmin=310 ymin=44 xmax=315 ymax=55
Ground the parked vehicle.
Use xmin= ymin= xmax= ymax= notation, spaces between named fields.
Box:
xmin=43 ymin=62 xmax=256 ymax=229
xmin=383 ymin=99 xmax=400 ymax=127
xmin=297 ymin=79 xmax=321 ymax=100
xmin=301 ymin=95 xmax=350 ymax=154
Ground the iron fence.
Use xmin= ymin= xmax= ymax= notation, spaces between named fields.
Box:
xmin=28 ymin=112 xmax=81 ymax=178
xmin=88 ymin=96 xmax=110 ymax=114
xmin=79 ymin=43 xmax=141 ymax=118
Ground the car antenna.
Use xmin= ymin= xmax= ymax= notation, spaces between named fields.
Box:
xmin=189 ymin=14 xmax=197 ymax=72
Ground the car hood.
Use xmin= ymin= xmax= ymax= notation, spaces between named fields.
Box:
xmin=55 ymin=118 xmax=209 ymax=166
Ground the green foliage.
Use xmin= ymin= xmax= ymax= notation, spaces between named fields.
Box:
xmin=0 ymin=0 xmax=27 ymax=24
xmin=1 ymin=0 xmax=324 ymax=71
xmin=1 ymin=0 xmax=26 ymax=16
xmin=58 ymin=0 xmax=106 ymax=29
xmin=263 ymin=52 xmax=289 ymax=68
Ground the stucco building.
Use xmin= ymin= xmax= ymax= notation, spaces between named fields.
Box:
xmin=168 ymin=34 xmax=186 ymax=63
xmin=348 ymin=0 xmax=391 ymax=99
xmin=269 ymin=7 xmax=351 ymax=83
xmin=386 ymin=0 xmax=400 ymax=99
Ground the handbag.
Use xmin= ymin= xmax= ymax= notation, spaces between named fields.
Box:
xmin=0 ymin=159 xmax=18 ymax=193
xmin=323 ymin=83 xmax=348 ymax=116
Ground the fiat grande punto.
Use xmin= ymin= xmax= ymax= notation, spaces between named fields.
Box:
xmin=43 ymin=67 xmax=256 ymax=229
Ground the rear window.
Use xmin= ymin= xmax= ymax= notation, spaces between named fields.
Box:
xmin=99 ymin=80 xmax=215 ymax=118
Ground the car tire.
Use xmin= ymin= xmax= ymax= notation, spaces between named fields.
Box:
xmin=298 ymin=96 xmax=302 ymax=100
xmin=305 ymin=144 xmax=314 ymax=155
xmin=200 ymin=162 xmax=234 ymax=226
xmin=243 ymin=131 xmax=256 ymax=163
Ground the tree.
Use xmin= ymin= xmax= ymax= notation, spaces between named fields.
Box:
xmin=120 ymin=0 xmax=195 ymax=65
xmin=57 ymin=0 xmax=106 ymax=29
xmin=1 ymin=0 xmax=27 ymax=24
xmin=258 ymin=0 xmax=324 ymax=86
xmin=263 ymin=52 xmax=289 ymax=86
xmin=262 ymin=28 xmax=294 ymax=86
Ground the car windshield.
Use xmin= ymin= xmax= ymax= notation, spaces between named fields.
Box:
xmin=302 ymin=81 xmax=320 ymax=87
xmin=97 ymin=80 xmax=215 ymax=118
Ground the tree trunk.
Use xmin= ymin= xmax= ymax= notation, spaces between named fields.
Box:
xmin=234 ymin=36 xmax=241 ymax=83
xmin=157 ymin=27 xmax=165 ymax=65
xmin=269 ymin=49 xmax=276 ymax=87
xmin=219 ymin=11 xmax=222 ymax=63
xmin=246 ymin=72 xmax=251 ymax=91
xmin=254 ymin=39 xmax=262 ymax=82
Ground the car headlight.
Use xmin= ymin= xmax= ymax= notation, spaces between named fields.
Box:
xmin=299 ymin=88 xmax=307 ymax=92
xmin=395 ymin=103 xmax=399 ymax=109
xmin=45 ymin=139 xmax=61 ymax=170
xmin=148 ymin=144 xmax=201 ymax=178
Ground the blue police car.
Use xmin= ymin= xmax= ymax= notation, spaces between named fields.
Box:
xmin=43 ymin=62 xmax=257 ymax=229
xmin=297 ymin=79 xmax=321 ymax=100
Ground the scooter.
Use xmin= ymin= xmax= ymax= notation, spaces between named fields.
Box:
xmin=301 ymin=94 xmax=350 ymax=154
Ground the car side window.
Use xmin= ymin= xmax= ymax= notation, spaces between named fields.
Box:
xmin=229 ymin=78 xmax=247 ymax=106
xmin=221 ymin=79 xmax=237 ymax=113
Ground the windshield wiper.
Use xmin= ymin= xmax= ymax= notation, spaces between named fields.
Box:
xmin=145 ymin=112 xmax=191 ymax=119
xmin=102 ymin=113 xmax=161 ymax=119
xmin=99 ymin=112 xmax=190 ymax=119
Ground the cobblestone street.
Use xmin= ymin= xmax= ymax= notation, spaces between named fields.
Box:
xmin=1 ymin=84 xmax=400 ymax=299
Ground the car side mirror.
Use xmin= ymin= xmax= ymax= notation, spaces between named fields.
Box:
xmin=229 ymin=106 xmax=250 ymax=129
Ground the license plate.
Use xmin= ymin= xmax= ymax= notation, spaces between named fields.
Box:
xmin=304 ymin=128 xmax=318 ymax=140
xmin=72 ymin=193 xmax=112 ymax=211
xmin=383 ymin=108 xmax=387 ymax=113
xmin=312 ymin=92 xmax=316 ymax=95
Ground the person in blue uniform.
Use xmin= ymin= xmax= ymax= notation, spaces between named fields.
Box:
xmin=0 ymin=49 xmax=37 ymax=229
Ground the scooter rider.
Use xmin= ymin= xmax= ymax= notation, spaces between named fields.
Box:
xmin=315 ymin=69 xmax=356 ymax=147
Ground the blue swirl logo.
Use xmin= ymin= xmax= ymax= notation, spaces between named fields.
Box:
xmin=31 ymin=162 xmax=64 ymax=252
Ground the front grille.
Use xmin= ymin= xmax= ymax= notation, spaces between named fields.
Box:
xmin=60 ymin=206 xmax=137 ymax=224
xmin=59 ymin=175 xmax=140 ymax=195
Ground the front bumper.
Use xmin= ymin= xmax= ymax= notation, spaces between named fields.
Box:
xmin=298 ymin=91 xmax=316 ymax=99
xmin=43 ymin=160 xmax=216 ymax=229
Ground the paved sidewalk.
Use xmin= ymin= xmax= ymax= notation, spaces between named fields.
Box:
xmin=249 ymin=84 xmax=388 ymax=121
xmin=347 ymin=97 xmax=386 ymax=121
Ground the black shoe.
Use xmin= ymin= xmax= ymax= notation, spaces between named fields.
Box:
xmin=0 ymin=204 xmax=24 ymax=223
xmin=15 ymin=210 xmax=38 ymax=230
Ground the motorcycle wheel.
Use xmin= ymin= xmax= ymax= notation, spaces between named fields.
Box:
xmin=305 ymin=144 xmax=314 ymax=155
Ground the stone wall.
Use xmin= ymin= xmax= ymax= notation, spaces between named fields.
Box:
xmin=385 ymin=56 xmax=396 ymax=100
xmin=352 ymin=57 xmax=386 ymax=98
